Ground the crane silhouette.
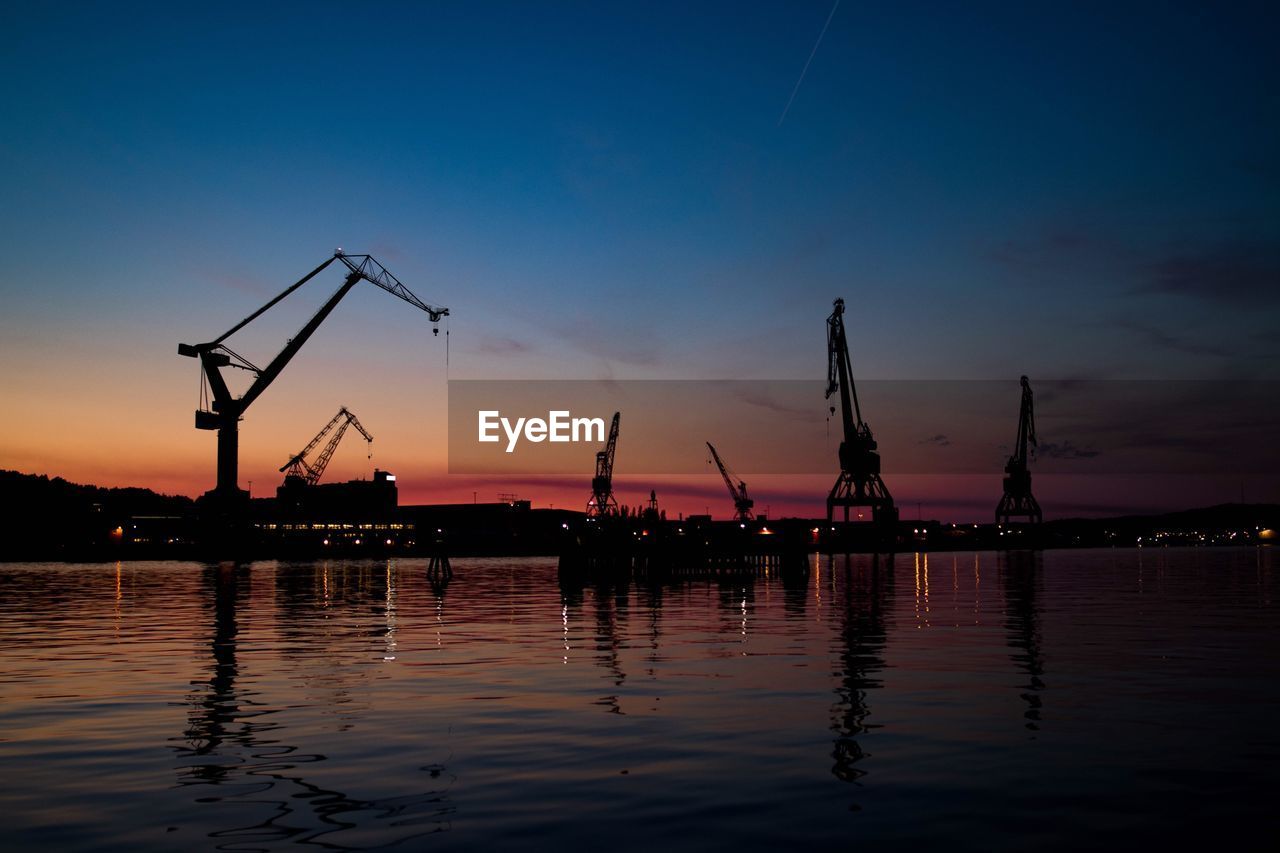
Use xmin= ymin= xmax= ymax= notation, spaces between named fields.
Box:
xmin=707 ymin=441 xmax=754 ymax=521
xmin=995 ymin=376 xmax=1042 ymax=526
xmin=586 ymin=412 xmax=620 ymax=518
xmin=279 ymin=407 xmax=373 ymax=488
xmin=825 ymin=298 xmax=897 ymax=526
xmin=179 ymin=250 xmax=446 ymax=514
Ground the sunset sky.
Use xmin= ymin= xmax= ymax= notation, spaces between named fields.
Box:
xmin=2 ymin=1 xmax=1277 ymax=519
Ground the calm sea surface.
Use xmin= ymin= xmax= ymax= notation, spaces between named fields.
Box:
xmin=1 ymin=549 xmax=1276 ymax=851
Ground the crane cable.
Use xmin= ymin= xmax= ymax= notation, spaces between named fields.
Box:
xmin=198 ymin=365 xmax=210 ymax=412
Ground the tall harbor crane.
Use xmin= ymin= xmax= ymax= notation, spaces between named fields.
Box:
xmin=586 ymin=412 xmax=620 ymax=518
xmin=825 ymin=298 xmax=897 ymax=525
xmin=707 ymin=441 xmax=754 ymax=521
xmin=280 ymin=407 xmax=373 ymax=487
xmin=179 ymin=250 xmax=447 ymax=511
xmin=996 ymin=375 xmax=1042 ymax=525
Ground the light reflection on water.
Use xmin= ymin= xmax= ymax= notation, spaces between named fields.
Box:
xmin=0 ymin=549 xmax=1276 ymax=851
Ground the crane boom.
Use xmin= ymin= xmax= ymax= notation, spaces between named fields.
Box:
xmin=1011 ymin=375 xmax=1036 ymax=467
xmin=707 ymin=441 xmax=754 ymax=521
xmin=280 ymin=407 xmax=373 ymax=486
xmin=586 ymin=412 xmax=621 ymax=518
xmin=826 ymin=297 xmax=862 ymax=437
xmin=179 ymin=250 xmax=447 ymax=510
xmin=334 ymin=253 xmax=449 ymax=322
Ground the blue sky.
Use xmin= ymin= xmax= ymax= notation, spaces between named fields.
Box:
xmin=1 ymin=1 xmax=1276 ymax=512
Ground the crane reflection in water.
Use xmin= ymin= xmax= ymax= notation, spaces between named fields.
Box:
xmin=828 ymin=553 xmax=891 ymax=799
xmin=171 ymin=562 xmax=455 ymax=848
xmin=999 ymin=550 xmax=1047 ymax=732
xmin=591 ymin=578 xmax=630 ymax=715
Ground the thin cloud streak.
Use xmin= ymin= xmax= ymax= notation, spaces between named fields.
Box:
xmin=1138 ymin=242 xmax=1280 ymax=305
xmin=777 ymin=0 xmax=841 ymax=126
xmin=1111 ymin=319 xmax=1230 ymax=358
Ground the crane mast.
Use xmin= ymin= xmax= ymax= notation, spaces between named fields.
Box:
xmin=586 ymin=412 xmax=621 ymax=518
xmin=825 ymin=298 xmax=897 ymax=525
xmin=178 ymin=250 xmax=447 ymax=513
xmin=280 ymin=407 xmax=373 ymax=487
xmin=707 ymin=441 xmax=754 ymax=521
xmin=996 ymin=375 xmax=1042 ymax=525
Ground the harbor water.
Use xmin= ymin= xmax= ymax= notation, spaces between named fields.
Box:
xmin=1 ymin=549 xmax=1276 ymax=850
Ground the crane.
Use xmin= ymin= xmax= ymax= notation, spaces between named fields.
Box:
xmin=280 ymin=407 xmax=373 ymax=487
xmin=707 ymin=441 xmax=754 ymax=521
xmin=996 ymin=376 xmax=1042 ymax=525
xmin=825 ymin=297 xmax=897 ymax=525
xmin=178 ymin=251 xmax=447 ymax=511
xmin=586 ymin=412 xmax=620 ymax=518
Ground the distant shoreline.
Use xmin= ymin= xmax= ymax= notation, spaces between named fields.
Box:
xmin=2 ymin=469 xmax=1275 ymax=562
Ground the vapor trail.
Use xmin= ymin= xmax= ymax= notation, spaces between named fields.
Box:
xmin=777 ymin=0 xmax=842 ymax=127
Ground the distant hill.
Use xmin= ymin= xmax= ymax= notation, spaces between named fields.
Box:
xmin=1040 ymin=503 xmax=1280 ymax=547
xmin=0 ymin=470 xmax=194 ymax=559
xmin=1045 ymin=503 xmax=1279 ymax=531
